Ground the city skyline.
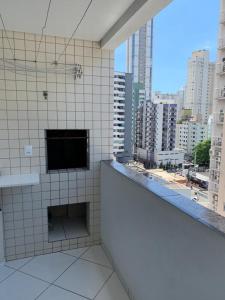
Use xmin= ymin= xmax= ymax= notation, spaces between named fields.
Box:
xmin=115 ymin=0 xmax=219 ymax=93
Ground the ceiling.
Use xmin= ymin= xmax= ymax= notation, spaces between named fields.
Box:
xmin=0 ymin=0 xmax=173 ymax=49
xmin=0 ymin=0 xmax=134 ymax=40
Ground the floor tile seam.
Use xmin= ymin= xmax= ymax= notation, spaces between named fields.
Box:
xmin=16 ymin=269 xmax=53 ymax=284
xmin=34 ymin=283 xmax=52 ymax=300
xmin=0 ymin=268 xmax=17 ymax=284
xmin=16 ymin=256 xmax=79 ymax=287
xmin=60 ymin=246 xmax=90 ymax=259
xmin=5 ymin=257 xmax=35 ymax=271
xmin=93 ymin=270 xmax=114 ymax=299
xmin=79 ymin=257 xmax=113 ymax=270
xmin=52 ymin=283 xmax=93 ymax=300
xmin=50 ymin=256 xmax=79 ymax=285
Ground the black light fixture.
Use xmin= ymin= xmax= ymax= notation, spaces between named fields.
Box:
xmin=43 ymin=91 xmax=48 ymax=100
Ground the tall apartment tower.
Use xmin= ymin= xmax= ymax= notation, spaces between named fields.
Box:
xmin=184 ymin=50 xmax=215 ymax=124
xmin=135 ymin=100 xmax=156 ymax=163
xmin=136 ymin=96 xmax=184 ymax=166
xmin=127 ymin=19 xmax=153 ymax=98
xmin=113 ymin=72 xmax=133 ymax=162
xmin=127 ymin=19 xmax=154 ymax=148
xmin=155 ymin=104 xmax=177 ymax=152
xmin=209 ymin=0 xmax=225 ymax=214
xmin=154 ymin=91 xmax=185 ymax=121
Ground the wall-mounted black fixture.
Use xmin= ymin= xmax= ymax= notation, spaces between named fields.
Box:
xmin=43 ymin=91 xmax=48 ymax=100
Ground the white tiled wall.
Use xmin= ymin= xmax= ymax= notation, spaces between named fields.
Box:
xmin=0 ymin=30 xmax=114 ymax=260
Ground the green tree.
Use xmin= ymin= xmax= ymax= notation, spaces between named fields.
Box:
xmin=193 ymin=139 xmax=211 ymax=167
xmin=159 ymin=162 xmax=163 ymax=169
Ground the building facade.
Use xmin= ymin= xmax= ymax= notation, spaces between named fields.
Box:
xmin=209 ymin=0 xmax=225 ymax=214
xmin=136 ymin=97 xmax=184 ymax=166
xmin=154 ymin=101 xmax=177 ymax=153
xmin=127 ymin=19 xmax=153 ymax=99
xmin=127 ymin=19 xmax=154 ymax=149
xmin=135 ymin=100 xmax=156 ymax=163
xmin=176 ymin=121 xmax=209 ymax=155
xmin=113 ymin=72 xmax=133 ymax=161
xmin=153 ymin=91 xmax=185 ymax=121
xmin=184 ymin=50 xmax=215 ymax=124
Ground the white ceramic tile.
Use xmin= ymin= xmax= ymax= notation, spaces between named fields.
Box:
xmin=1 ymin=30 xmax=112 ymax=260
xmin=0 ymin=271 xmax=48 ymax=300
xmin=37 ymin=285 xmax=86 ymax=300
xmin=55 ymin=259 xmax=112 ymax=299
xmin=5 ymin=257 xmax=33 ymax=270
xmin=81 ymin=245 xmax=112 ymax=268
xmin=20 ymin=252 xmax=76 ymax=283
xmin=95 ymin=273 xmax=130 ymax=300
xmin=62 ymin=247 xmax=89 ymax=258
xmin=0 ymin=265 xmax=14 ymax=282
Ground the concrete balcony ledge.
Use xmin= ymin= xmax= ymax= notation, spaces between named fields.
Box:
xmin=101 ymin=160 xmax=225 ymax=300
xmin=102 ymin=160 xmax=225 ymax=237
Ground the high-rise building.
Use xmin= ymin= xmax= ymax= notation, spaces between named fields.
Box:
xmin=127 ymin=19 xmax=153 ymax=98
xmin=113 ymin=72 xmax=133 ymax=162
xmin=209 ymin=0 xmax=225 ymax=214
xmin=136 ymin=96 xmax=184 ymax=166
xmin=127 ymin=19 xmax=154 ymax=148
xmin=153 ymin=90 xmax=185 ymax=121
xmin=135 ymin=100 xmax=156 ymax=163
xmin=176 ymin=121 xmax=209 ymax=155
xmin=184 ymin=50 xmax=215 ymax=124
xmin=153 ymin=97 xmax=177 ymax=153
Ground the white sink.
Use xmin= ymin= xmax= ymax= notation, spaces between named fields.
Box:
xmin=0 ymin=173 xmax=39 ymax=188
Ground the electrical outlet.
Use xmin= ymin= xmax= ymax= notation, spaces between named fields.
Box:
xmin=24 ymin=145 xmax=32 ymax=157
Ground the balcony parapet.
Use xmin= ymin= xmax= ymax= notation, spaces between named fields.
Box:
xmin=101 ymin=160 xmax=225 ymax=237
xmin=101 ymin=160 xmax=225 ymax=300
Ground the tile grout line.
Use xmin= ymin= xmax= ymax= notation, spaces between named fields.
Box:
xmin=35 ymin=253 xmax=92 ymax=300
xmin=79 ymin=257 xmax=113 ymax=270
xmin=34 ymin=256 xmax=80 ymax=299
xmin=1 ymin=246 xmax=119 ymax=300
xmin=62 ymin=246 xmax=113 ymax=270
xmin=52 ymin=284 xmax=92 ymax=300
xmin=60 ymin=245 xmax=90 ymax=258
xmin=93 ymin=270 xmax=114 ymax=300
xmin=5 ymin=256 xmax=34 ymax=271
xmin=0 ymin=267 xmax=17 ymax=285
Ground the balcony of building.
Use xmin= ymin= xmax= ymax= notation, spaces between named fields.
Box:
xmin=213 ymin=112 xmax=225 ymax=125
xmin=2 ymin=0 xmax=225 ymax=299
xmin=209 ymin=169 xmax=220 ymax=184
xmin=216 ymin=88 xmax=225 ymax=100
xmin=216 ymin=62 xmax=225 ymax=75
xmin=218 ymin=38 xmax=225 ymax=50
xmin=100 ymin=160 xmax=225 ymax=300
xmin=220 ymin=11 xmax=225 ymax=25
xmin=212 ymin=137 xmax=223 ymax=148
xmin=208 ymin=180 xmax=219 ymax=194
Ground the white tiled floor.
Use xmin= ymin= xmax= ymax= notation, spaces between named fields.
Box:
xmin=0 ymin=245 xmax=130 ymax=300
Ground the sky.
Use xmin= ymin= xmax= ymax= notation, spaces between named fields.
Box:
xmin=114 ymin=0 xmax=220 ymax=93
